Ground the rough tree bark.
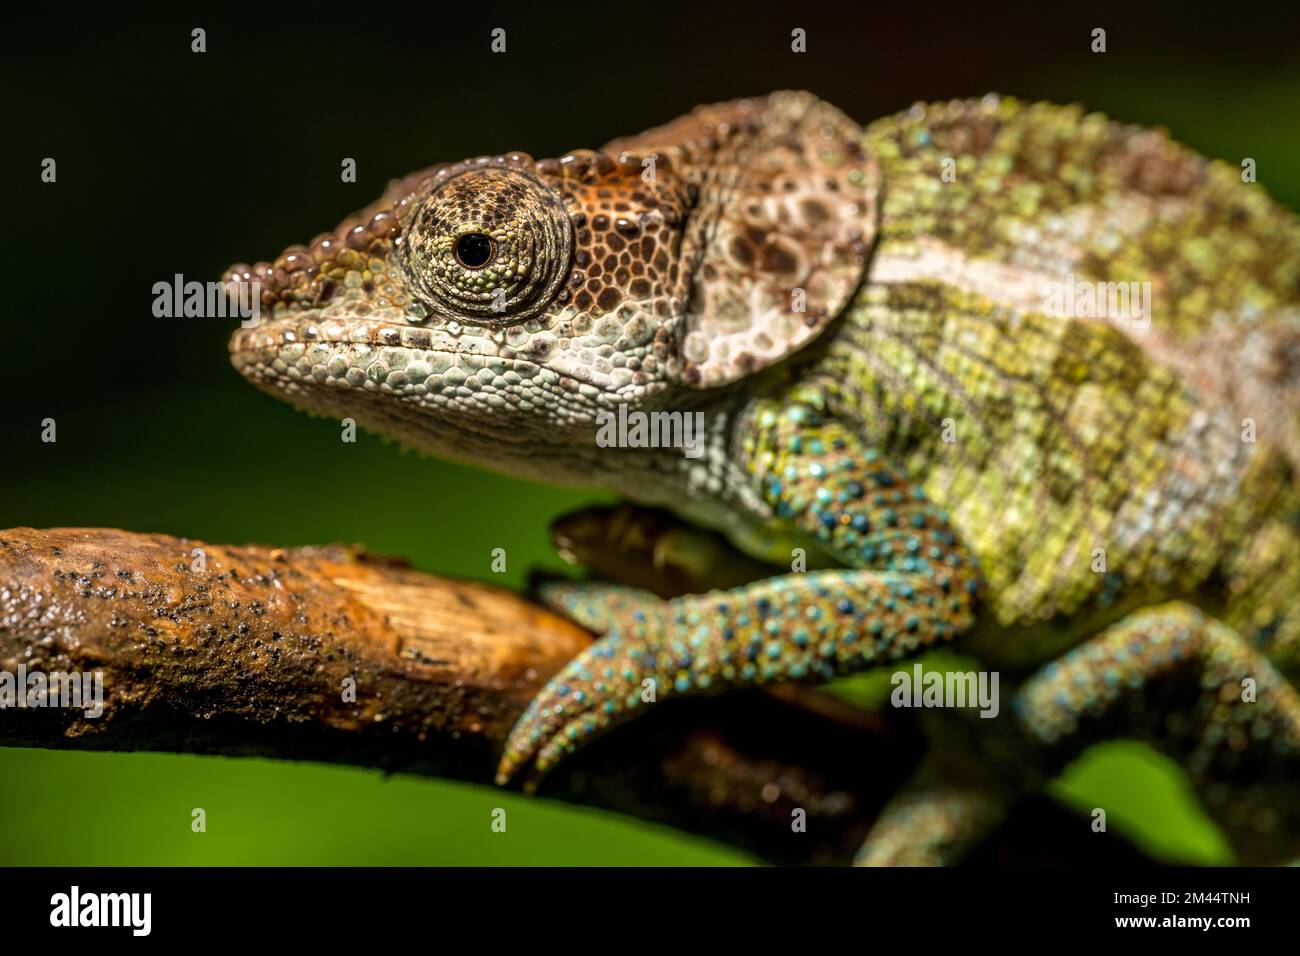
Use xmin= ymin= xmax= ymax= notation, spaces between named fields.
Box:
xmin=0 ymin=527 xmax=1152 ymax=865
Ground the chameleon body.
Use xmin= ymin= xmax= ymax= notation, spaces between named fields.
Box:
xmin=228 ymin=93 xmax=1300 ymax=864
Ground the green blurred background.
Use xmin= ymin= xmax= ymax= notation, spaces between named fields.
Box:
xmin=2 ymin=5 xmax=1298 ymax=865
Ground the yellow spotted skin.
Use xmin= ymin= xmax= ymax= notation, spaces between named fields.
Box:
xmin=228 ymin=93 xmax=1300 ymax=862
xmin=865 ymin=98 xmax=1300 ymax=338
xmin=823 ymin=283 xmax=1255 ymax=660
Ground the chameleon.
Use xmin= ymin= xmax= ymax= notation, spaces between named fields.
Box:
xmin=226 ymin=92 xmax=1300 ymax=865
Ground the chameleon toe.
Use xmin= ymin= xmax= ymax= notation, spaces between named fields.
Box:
xmin=496 ymin=627 xmax=650 ymax=784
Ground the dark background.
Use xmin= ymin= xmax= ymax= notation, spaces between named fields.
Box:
xmin=2 ymin=3 xmax=1297 ymax=864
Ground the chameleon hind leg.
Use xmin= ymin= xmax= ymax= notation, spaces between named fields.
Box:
xmin=547 ymin=503 xmax=776 ymax=598
xmin=853 ymin=755 xmax=1010 ymax=866
xmin=852 ymin=703 xmax=1035 ymax=866
xmin=496 ymin=389 xmax=983 ymax=785
xmin=1014 ymin=601 xmax=1300 ymax=864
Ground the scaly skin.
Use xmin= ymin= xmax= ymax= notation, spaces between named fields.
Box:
xmin=228 ymin=92 xmax=1300 ymax=863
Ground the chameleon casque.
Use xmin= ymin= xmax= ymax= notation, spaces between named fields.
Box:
xmin=227 ymin=92 xmax=1300 ymax=865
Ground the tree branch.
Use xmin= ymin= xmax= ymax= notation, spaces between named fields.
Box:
xmin=0 ymin=527 xmax=1152 ymax=865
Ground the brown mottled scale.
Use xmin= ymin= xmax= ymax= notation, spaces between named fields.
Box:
xmin=601 ymin=93 xmax=876 ymax=384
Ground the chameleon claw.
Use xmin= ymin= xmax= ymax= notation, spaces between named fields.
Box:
xmin=494 ymin=677 xmax=621 ymax=787
xmin=496 ymin=611 xmax=659 ymax=785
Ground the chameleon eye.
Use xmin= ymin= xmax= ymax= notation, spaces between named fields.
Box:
xmin=454 ymin=233 xmax=495 ymax=269
xmin=399 ymin=164 xmax=572 ymax=322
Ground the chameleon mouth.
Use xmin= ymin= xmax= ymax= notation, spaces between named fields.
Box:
xmin=227 ymin=310 xmax=618 ymax=458
xmin=230 ymin=344 xmax=549 ymax=458
xmin=227 ymin=309 xmax=638 ymax=408
xmin=227 ymin=310 xmax=558 ymax=395
xmin=228 ymin=310 xmax=522 ymax=364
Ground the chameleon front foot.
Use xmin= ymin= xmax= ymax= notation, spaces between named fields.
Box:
xmin=495 ymin=581 xmax=665 ymax=786
xmin=497 ymin=565 xmax=973 ymax=785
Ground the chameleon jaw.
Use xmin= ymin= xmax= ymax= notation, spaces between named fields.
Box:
xmin=227 ymin=309 xmax=659 ymax=487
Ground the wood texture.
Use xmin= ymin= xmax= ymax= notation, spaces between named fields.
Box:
xmin=0 ymin=527 xmax=1152 ymax=865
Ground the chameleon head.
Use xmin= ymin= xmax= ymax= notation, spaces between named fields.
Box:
xmin=227 ymin=91 xmax=877 ymax=485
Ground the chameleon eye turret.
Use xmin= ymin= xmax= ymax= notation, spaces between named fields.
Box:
xmin=398 ymin=159 xmax=572 ymax=323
